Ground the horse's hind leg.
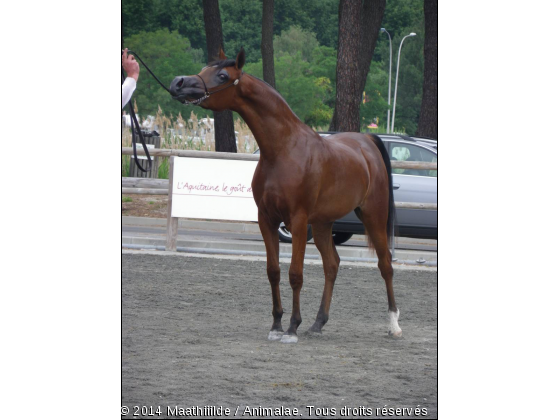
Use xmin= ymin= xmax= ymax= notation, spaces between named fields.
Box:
xmin=308 ymin=222 xmax=340 ymax=334
xmin=258 ymin=212 xmax=284 ymax=341
xmin=357 ymin=206 xmax=402 ymax=337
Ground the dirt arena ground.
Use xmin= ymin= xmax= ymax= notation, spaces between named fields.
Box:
xmin=122 ymin=252 xmax=437 ymax=419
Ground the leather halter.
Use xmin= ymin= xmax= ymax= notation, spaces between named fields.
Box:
xmin=183 ymin=70 xmax=242 ymax=106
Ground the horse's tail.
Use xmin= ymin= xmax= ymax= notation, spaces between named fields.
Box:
xmin=368 ymin=134 xmax=396 ymax=251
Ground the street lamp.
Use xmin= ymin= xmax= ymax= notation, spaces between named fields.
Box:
xmin=391 ymin=32 xmax=416 ymax=133
xmin=380 ymin=28 xmax=392 ymax=133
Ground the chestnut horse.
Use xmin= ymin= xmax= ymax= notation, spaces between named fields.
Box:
xmin=170 ymin=48 xmax=402 ymax=343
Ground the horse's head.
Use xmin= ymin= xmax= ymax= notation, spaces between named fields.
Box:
xmin=170 ymin=48 xmax=245 ymax=111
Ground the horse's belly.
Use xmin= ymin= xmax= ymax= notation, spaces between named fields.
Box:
xmin=308 ymin=179 xmax=367 ymax=223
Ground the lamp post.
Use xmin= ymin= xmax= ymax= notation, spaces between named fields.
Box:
xmin=391 ymin=32 xmax=416 ymax=133
xmin=380 ymin=28 xmax=392 ymax=133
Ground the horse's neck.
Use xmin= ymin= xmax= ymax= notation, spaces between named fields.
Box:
xmin=234 ymin=75 xmax=315 ymax=158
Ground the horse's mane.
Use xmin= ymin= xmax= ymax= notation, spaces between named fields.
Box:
xmin=246 ymin=74 xmax=305 ymax=124
xmin=207 ymin=59 xmax=237 ymax=70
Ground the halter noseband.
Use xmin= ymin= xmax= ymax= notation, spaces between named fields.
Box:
xmin=182 ymin=71 xmax=242 ymax=106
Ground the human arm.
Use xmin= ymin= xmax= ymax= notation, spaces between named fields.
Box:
xmin=122 ymin=48 xmax=140 ymax=108
xmin=122 ymin=48 xmax=139 ymax=81
xmin=122 ymin=77 xmax=137 ymax=109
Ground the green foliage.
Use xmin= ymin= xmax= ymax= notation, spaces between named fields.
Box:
xmin=245 ymin=50 xmax=331 ymax=124
xmin=392 ymin=45 xmax=424 ymax=134
xmin=122 ymin=196 xmax=133 ymax=203
xmin=121 ymin=0 xmax=426 ymax=134
xmin=374 ymin=0 xmax=425 ymax=133
xmin=220 ymin=0 xmax=264 ymax=63
xmin=360 ymin=62 xmax=390 ymax=130
xmin=306 ymin=105 xmax=333 ymax=128
xmin=241 ymin=61 xmax=262 ymax=78
xmin=308 ymin=46 xmax=337 ymax=108
xmin=380 ymin=0 xmax=424 ymax=41
xmin=309 ymin=46 xmax=337 ymax=82
xmin=152 ymin=0 xmax=206 ymax=55
xmin=273 ymin=0 xmax=339 ymax=48
xmin=122 ymin=0 xmax=157 ymax=41
xmin=274 ymin=26 xmax=319 ymax=62
xmin=124 ymin=29 xmax=206 ymax=118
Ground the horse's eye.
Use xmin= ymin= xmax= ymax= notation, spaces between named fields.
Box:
xmin=219 ymin=74 xmax=228 ymax=81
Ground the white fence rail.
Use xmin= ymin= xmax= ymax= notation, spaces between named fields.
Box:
xmin=121 ymin=147 xmax=436 ymax=169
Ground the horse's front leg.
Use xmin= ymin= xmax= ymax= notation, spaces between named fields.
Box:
xmin=281 ymin=214 xmax=308 ymax=344
xmin=258 ymin=212 xmax=284 ymax=341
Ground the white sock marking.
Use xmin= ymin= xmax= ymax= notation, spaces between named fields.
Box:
xmin=388 ymin=309 xmax=402 ymax=337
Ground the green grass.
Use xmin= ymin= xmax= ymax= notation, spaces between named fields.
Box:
xmin=122 ymin=196 xmax=133 ymax=203
xmin=122 ymin=155 xmax=131 ymax=177
xmin=158 ymin=158 xmax=169 ymax=179
xmin=121 ymin=155 xmax=170 ymax=179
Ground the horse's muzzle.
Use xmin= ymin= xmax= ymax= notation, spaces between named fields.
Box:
xmin=170 ymin=76 xmax=205 ymax=103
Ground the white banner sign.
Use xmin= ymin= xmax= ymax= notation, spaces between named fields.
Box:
xmin=171 ymin=157 xmax=259 ymax=222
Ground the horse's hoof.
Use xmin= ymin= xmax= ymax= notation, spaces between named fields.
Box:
xmin=268 ymin=330 xmax=284 ymax=341
xmin=307 ymin=326 xmax=322 ymax=335
xmin=280 ymin=334 xmax=298 ymax=344
xmin=388 ymin=329 xmax=403 ymax=338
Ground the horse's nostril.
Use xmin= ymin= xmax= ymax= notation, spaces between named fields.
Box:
xmin=177 ymin=78 xmax=184 ymax=88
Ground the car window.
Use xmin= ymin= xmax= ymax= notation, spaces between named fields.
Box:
xmin=388 ymin=142 xmax=437 ymax=177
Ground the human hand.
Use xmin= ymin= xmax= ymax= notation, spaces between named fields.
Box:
xmin=122 ymin=48 xmax=140 ymax=81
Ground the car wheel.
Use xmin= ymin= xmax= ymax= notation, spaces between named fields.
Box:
xmin=278 ymin=223 xmax=313 ymax=243
xmin=332 ymin=232 xmax=354 ymax=245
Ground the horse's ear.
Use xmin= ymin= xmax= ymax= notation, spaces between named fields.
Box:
xmin=235 ymin=47 xmax=245 ymax=70
xmin=219 ymin=48 xmax=227 ymax=60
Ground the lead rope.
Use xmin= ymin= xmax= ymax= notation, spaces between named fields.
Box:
xmin=122 ymin=67 xmax=152 ymax=173
xmin=122 ymin=49 xmax=172 ymax=173
xmin=126 ymin=50 xmax=171 ymax=94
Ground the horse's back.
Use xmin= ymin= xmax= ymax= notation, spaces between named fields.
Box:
xmin=323 ymin=132 xmax=386 ymax=177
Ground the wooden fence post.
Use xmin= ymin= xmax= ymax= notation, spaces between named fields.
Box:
xmin=166 ymin=156 xmax=179 ymax=251
xmin=129 ymin=131 xmax=161 ymax=178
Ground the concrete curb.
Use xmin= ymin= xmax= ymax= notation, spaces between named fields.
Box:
xmin=122 ymin=216 xmax=436 ymax=246
xmin=122 ymin=235 xmax=436 ymax=266
xmin=122 ymin=248 xmax=438 ymax=271
xmin=123 ymin=216 xmax=263 ymax=234
xmin=122 ymin=243 xmax=437 ymax=267
xmin=122 ymin=216 xmax=437 ymax=267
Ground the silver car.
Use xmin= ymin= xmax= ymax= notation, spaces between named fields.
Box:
xmin=254 ymin=133 xmax=437 ymax=244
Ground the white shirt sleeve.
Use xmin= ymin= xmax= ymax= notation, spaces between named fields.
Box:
xmin=122 ymin=77 xmax=137 ymax=109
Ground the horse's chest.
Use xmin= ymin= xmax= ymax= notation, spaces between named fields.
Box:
xmin=253 ymin=173 xmax=306 ymax=212
xmin=254 ymin=181 xmax=291 ymax=210
xmin=254 ymin=162 xmax=303 ymax=193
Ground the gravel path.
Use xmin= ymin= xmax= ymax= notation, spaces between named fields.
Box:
xmin=122 ymin=253 xmax=437 ymax=419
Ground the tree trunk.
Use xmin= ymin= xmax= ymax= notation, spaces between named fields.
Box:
xmin=330 ymin=0 xmax=386 ymax=132
xmin=357 ymin=0 xmax=386 ymax=96
xmin=203 ymin=0 xmax=237 ymax=152
xmin=261 ymin=0 xmax=276 ymax=88
xmin=330 ymin=0 xmax=362 ymax=132
xmin=416 ymin=0 xmax=437 ymax=139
